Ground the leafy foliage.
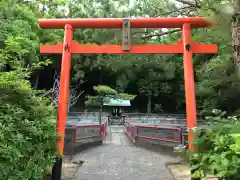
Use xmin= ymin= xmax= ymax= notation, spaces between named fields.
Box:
xmin=85 ymin=85 xmax=117 ymax=107
xmin=118 ymin=93 xmax=136 ymax=100
xmin=0 ymin=1 xmax=57 ymax=179
xmin=189 ymin=110 xmax=240 ymax=179
xmin=94 ymin=85 xmax=118 ymax=96
xmin=85 ymin=85 xmax=135 ymax=107
xmin=0 ymin=61 xmax=57 ymax=179
xmin=0 ymin=71 xmax=57 ymax=180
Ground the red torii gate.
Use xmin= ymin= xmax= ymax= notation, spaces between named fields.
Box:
xmin=39 ymin=17 xmax=217 ymax=179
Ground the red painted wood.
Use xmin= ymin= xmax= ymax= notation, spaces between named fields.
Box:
xmin=182 ymin=24 xmax=197 ymax=151
xmin=57 ymin=24 xmax=72 ymax=155
xmin=39 ymin=17 xmax=212 ymax=29
xmin=137 ymin=136 xmax=181 ymax=143
xmin=40 ymin=42 xmax=217 ymax=54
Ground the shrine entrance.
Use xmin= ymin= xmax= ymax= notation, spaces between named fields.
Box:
xmin=39 ymin=17 xmax=217 ymax=180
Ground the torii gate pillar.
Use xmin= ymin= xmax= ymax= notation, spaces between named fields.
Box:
xmin=51 ymin=24 xmax=73 ymax=180
xmin=182 ymin=23 xmax=197 ymax=151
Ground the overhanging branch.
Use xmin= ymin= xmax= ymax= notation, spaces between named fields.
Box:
xmin=141 ymin=29 xmax=181 ymax=39
xmin=174 ymin=0 xmax=201 ymax=8
xmin=154 ymin=6 xmax=196 ymax=17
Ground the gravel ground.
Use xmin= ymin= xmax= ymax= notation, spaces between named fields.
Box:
xmin=71 ymin=125 xmax=177 ymax=180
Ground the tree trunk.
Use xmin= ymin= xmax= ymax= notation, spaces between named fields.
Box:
xmin=68 ymin=0 xmax=72 ymax=18
xmin=99 ymin=98 xmax=103 ymax=124
xmin=99 ymin=71 xmax=102 ymax=85
xmin=34 ymin=73 xmax=39 ymax=89
xmin=147 ymin=91 xmax=152 ymax=114
xmin=232 ymin=11 xmax=240 ymax=78
xmin=99 ymin=105 xmax=102 ymax=124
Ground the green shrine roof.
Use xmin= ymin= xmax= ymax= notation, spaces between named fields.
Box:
xmin=103 ymin=97 xmax=131 ymax=107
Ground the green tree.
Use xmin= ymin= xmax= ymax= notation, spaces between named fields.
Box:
xmin=85 ymin=85 xmax=118 ymax=123
xmin=136 ymin=55 xmax=175 ymax=113
xmin=85 ymin=85 xmax=135 ymax=123
xmin=0 ymin=1 xmax=59 ymax=179
xmin=0 ymin=34 xmax=57 ymax=180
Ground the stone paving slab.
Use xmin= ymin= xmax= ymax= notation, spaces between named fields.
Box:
xmin=73 ymin=125 xmax=176 ymax=180
xmin=168 ymin=164 xmax=218 ymax=180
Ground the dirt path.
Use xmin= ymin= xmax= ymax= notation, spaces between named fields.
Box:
xmin=72 ymin=125 xmax=176 ymax=180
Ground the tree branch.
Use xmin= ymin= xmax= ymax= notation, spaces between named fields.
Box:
xmin=174 ymin=0 xmax=201 ymax=8
xmin=141 ymin=29 xmax=181 ymax=39
xmin=194 ymin=0 xmax=201 ymax=8
xmin=153 ymin=6 xmax=195 ymax=17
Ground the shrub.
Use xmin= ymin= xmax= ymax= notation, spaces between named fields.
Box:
xmin=189 ymin=109 xmax=240 ymax=179
xmin=0 ymin=70 xmax=57 ymax=180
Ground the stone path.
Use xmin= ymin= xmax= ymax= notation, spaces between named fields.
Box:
xmin=73 ymin=125 xmax=176 ymax=180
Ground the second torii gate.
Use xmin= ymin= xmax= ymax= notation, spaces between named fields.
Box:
xmin=39 ymin=17 xmax=217 ymax=180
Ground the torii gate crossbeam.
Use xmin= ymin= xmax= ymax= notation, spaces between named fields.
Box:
xmin=38 ymin=17 xmax=217 ymax=180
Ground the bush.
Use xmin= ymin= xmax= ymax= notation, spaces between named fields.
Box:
xmin=189 ymin=109 xmax=240 ymax=179
xmin=0 ymin=70 xmax=57 ymax=180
